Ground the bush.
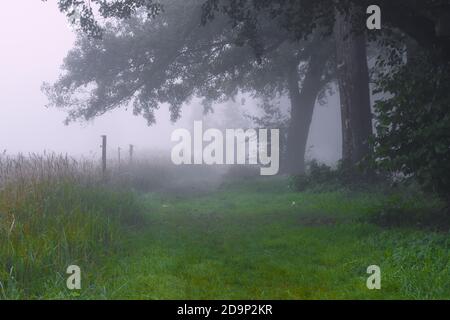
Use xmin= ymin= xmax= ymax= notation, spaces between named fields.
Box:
xmin=373 ymin=51 xmax=450 ymax=204
xmin=289 ymin=159 xmax=387 ymax=192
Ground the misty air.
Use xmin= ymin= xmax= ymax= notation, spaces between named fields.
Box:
xmin=0 ymin=0 xmax=449 ymax=305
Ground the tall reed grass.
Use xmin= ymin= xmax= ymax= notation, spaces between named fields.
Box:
xmin=0 ymin=152 xmax=145 ymax=299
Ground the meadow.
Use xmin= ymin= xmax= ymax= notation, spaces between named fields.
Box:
xmin=0 ymin=154 xmax=448 ymax=299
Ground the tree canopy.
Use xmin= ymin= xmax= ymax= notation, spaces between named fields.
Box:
xmin=49 ymin=0 xmax=450 ymax=200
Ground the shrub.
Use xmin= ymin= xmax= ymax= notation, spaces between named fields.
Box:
xmin=373 ymin=51 xmax=450 ymax=204
xmin=289 ymin=159 xmax=388 ymax=192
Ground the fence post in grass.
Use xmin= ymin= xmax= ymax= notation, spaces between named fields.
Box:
xmin=129 ymin=144 xmax=134 ymax=165
xmin=101 ymin=135 xmax=107 ymax=176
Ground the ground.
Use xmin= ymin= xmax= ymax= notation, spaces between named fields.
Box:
xmin=39 ymin=178 xmax=449 ymax=300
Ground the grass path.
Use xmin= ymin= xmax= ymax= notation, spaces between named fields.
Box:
xmin=55 ymin=180 xmax=449 ymax=299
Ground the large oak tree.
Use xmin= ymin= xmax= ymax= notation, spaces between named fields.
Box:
xmin=46 ymin=0 xmax=335 ymax=174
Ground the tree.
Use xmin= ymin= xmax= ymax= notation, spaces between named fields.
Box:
xmin=201 ymin=0 xmax=450 ymax=61
xmin=52 ymin=0 xmax=450 ymax=203
xmin=198 ymin=0 xmax=450 ymax=208
xmin=284 ymin=41 xmax=332 ymax=173
xmin=47 ymin=0 xmax=335 ymax=174
xmin=51 ymin=0 xmax=162 ymax=38
xmin=334 ymin=5 xmax=372 ymax=166
xmin=373 ymin=45 xmax=450 ymax=204
xmin=202 ymin=0 xmax=450 ymax=176
xmin=200 ymin=1 xmax=375 ymax=167
xmin=45 ymin=0 xmax=223 ymax=125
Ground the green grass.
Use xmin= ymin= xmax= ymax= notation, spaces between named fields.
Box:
xmin=0 ymin=181 xmax=145 ymax=299
xmin=2 ymin=176 xmax=449 ymax=299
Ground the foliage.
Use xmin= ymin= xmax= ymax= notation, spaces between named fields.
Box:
xmin=45 ymin=0 xmax=335 ymax=128
xmin=201 ymin=0 xmax=450 ymax=61
xmin=45 ymin=0 xmax=260 ymax=124
xmin=47 ymin=0 xmax=450 ymax=214
xmin=373 ymin=50 xmax=450 ymax=201
xmin=52 ymin=0 xmax=162 ymax=38
xmin=45 ymin=0 xmax=212 ymax=125
xmin=289 ymin=159 xmax=388 ymax=192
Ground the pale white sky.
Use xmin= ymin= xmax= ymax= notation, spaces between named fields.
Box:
xmin=0 ymin=1 xmax=341 ymax=164
xmin=0 ymin=0 xmax=182 ymax=157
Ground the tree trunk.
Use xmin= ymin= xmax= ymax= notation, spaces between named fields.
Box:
xmin=335 ymin=7 xmax=373 ymax=166
xmin=285 ymin=54 xmax=324 ymax=174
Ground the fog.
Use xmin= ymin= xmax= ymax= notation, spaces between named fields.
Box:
xmin=1 ymin=1 xmax=447 ymax=301
xmin=0 ymin=1 xmax=341 ymax=165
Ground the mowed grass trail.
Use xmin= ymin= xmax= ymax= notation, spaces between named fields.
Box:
xmin=59 ymin=178 xmax=449 ymax=300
